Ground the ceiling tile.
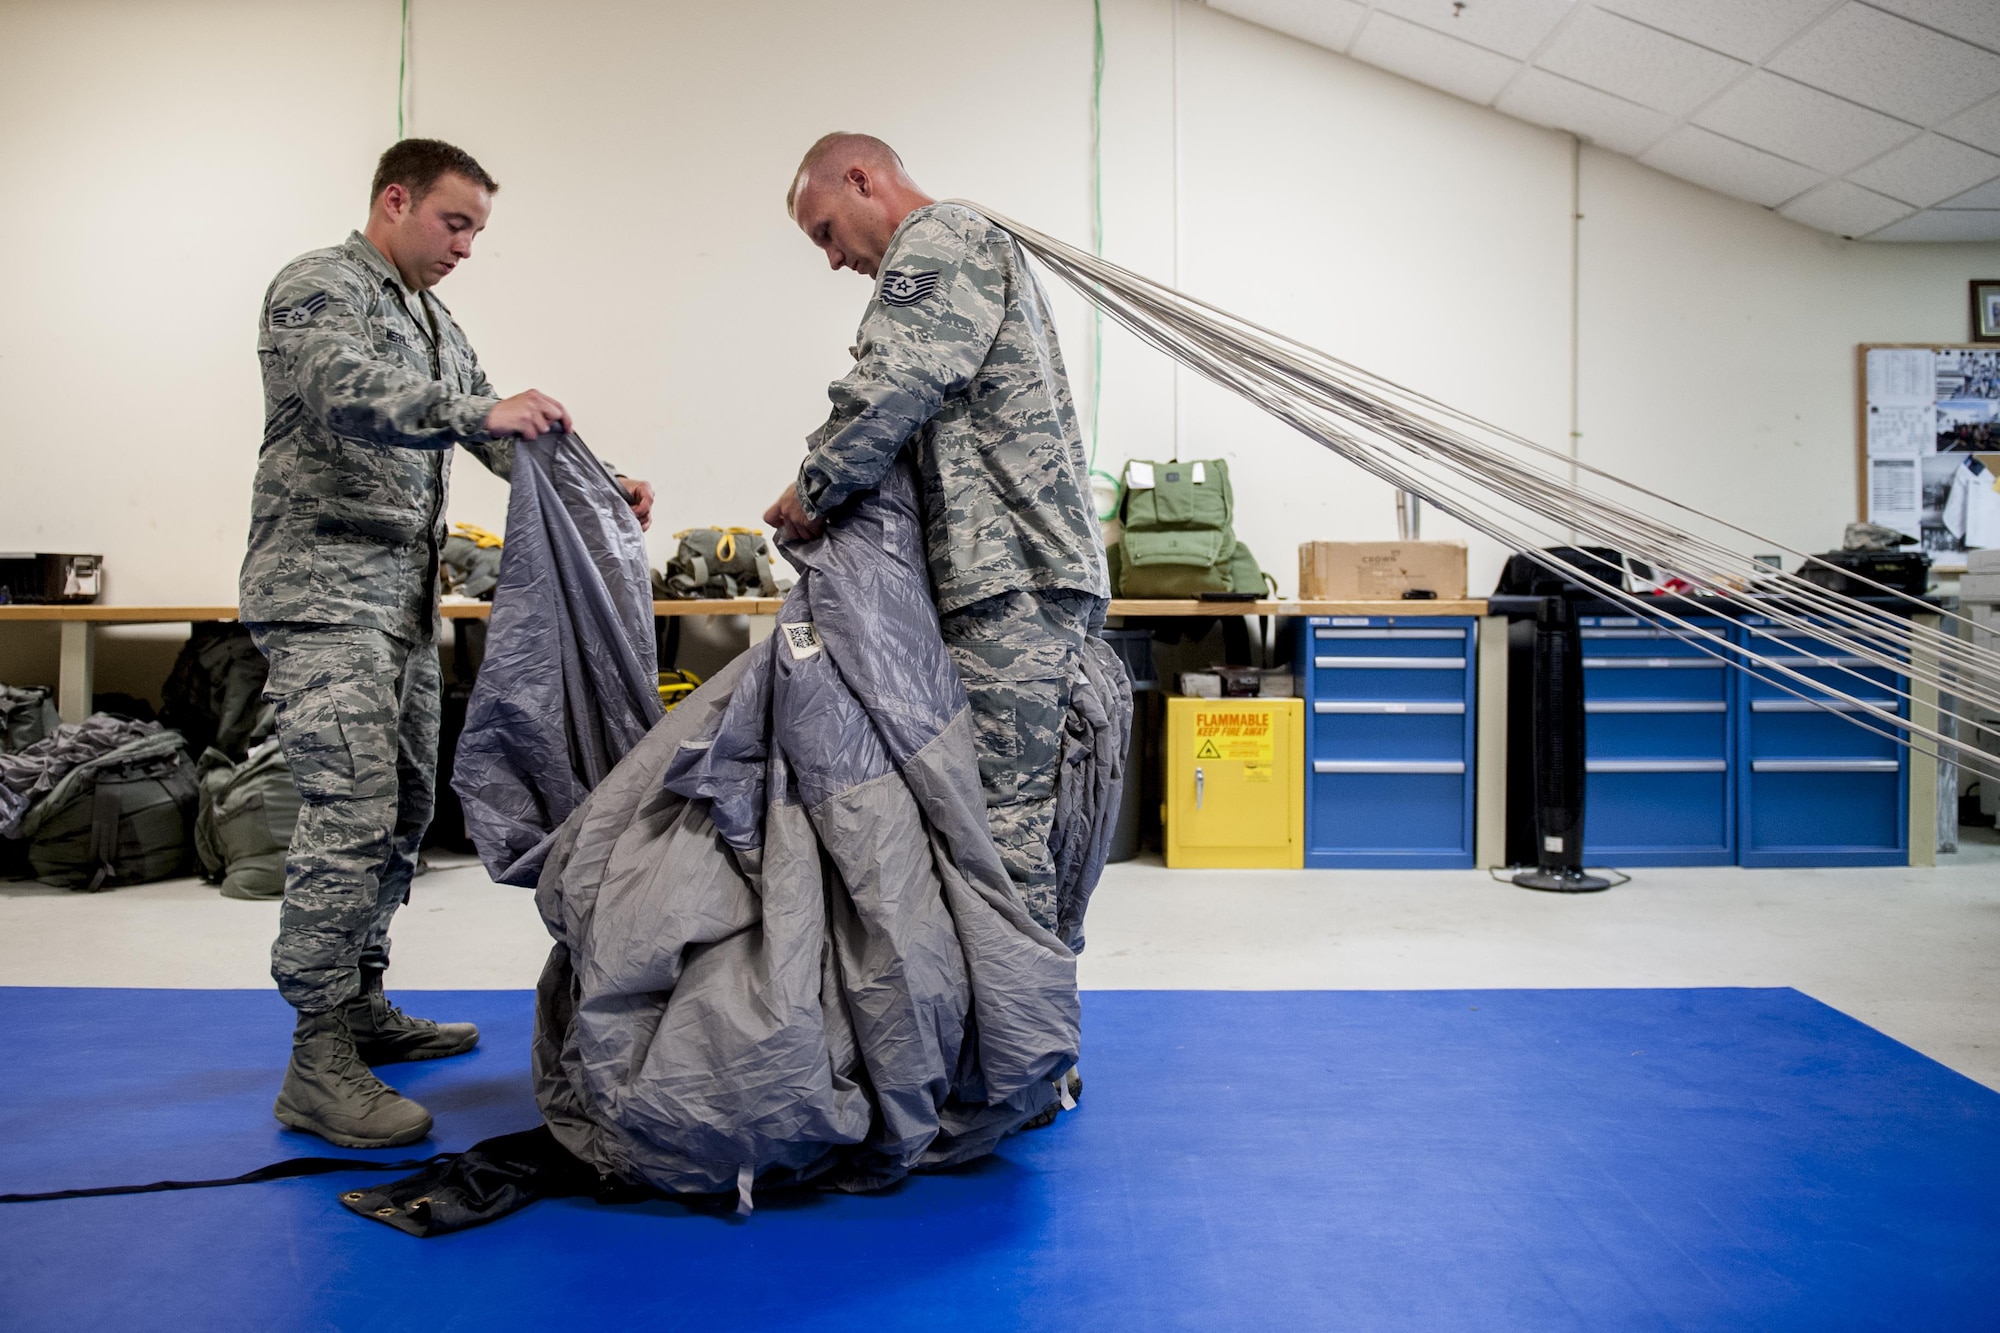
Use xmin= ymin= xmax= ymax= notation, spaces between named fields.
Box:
xmin=1864 ymin=0 xmax=2000 ymax=56
xmin=1778 ymin=179 xmax=1915 ymax=235
xmin=1868 ymin=207 xmax=2000 ymax=240
xmin=1938 ymin=177 xmax=2000 ymax=209
xmin=1496 ymin=68 xmax=1674 ymax=155
xmin=1350 ymin=13 xmax=1523 ymax=105
xmin=1694 ymin=71 xmax=1917 ymax=175
xmin=1369 ymin=0 xmax=1574 ymax=60
xmin=1536 ymin=8 xmax=1750 ymax=116
xmin=1766 ymin=2 xmax=2000 ymax=124
xmin=1641 ymin=125 xmax=1827 ymax=207
xmin=1206 ymin=0 xmax=1371 ymax=53
xmin=1939 ymin=95 xmax=2000 ymax=154
xmin=1848 ymin=132 xmax=2000 ymax=206
xmin=1592 ymin=0 xmax=1840 ymax=64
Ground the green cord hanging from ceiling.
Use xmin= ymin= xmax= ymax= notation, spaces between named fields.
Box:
xmin=397 ymin=0 xmax=408 ymax=139
xmin=1087 ymin=0 xmax=1124 ymax=520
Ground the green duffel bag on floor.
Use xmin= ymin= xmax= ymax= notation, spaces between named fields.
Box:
xmin=21 ymin=728 xmax=197 ymax=891
xmin=194 ymin=738 xmax=300 ymax=900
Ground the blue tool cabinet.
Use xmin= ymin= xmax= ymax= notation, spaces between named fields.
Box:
xmin=1579 ymin=616 xmax=1737 ymax=866
xmin=1298 ymin=616 xmax=1477 ymax=868
xmin=1735 ymin=616 xmax=1908 ymax=867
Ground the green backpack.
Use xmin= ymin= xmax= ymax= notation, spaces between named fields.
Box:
xmin=21 ymin=728 xmax=197 ymax=891
xmin=1106 ymin=458 xmax=1274 ymax=599
xmin=656 ymin=527 xmax=786 ymax=600
xmin=194 ymin=739 xmax=300 ymax=900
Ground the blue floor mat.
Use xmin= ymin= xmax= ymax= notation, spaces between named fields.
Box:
xmin=2 ymin=986 xmax=1996 ymax=1331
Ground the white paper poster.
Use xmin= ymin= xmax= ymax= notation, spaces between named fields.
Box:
xmin=1867 ymin=456 xmax=1921 ymax=537
xmin=1865 ymin=348 xmax=1934 ymax=407
xmin=1866 ymin=402 xmax=1934 ymax=457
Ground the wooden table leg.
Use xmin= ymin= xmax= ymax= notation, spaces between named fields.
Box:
xmin=57 ymin=620 xmax=95 ymax=723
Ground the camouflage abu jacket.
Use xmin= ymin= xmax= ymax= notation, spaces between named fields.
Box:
xmin=795 ymin=203 xmax=1108 ymax=615
xmin=239 ymin=231 xmax=513 ymax=642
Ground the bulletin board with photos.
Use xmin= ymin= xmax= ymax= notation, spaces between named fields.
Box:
xmin=1858 ymin=344 xmax=2000 ymax=568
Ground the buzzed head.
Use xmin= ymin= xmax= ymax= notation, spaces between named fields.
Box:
xmin=786 ymin=132 xmax=934 ymax=278
xmin=787 ymin=133 xmax=904 ymax=216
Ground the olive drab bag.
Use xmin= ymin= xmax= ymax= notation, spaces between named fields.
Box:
xmin=1105 ymin=458 xmax=1275 ymax=599
xmin=441 ymin=523 xmax=505 ymax=601
xmin=657 ymin=526 xmax=786 ymax=599
xmin=1 ymin=684 xmax=59 ymax=754
xmin=194 ymin=738 xmax=301 ymax=900
xmin=159 ymin=622 xmax=274 ymax=762
xmin=20 ymin=728 xmax=197 ymax=891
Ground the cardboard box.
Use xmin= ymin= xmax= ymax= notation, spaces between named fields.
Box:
xmin=1298 ymin=541 xmax=1468 ymax=601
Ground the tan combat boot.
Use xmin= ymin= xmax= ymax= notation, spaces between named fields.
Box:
xmin=273 ymin=1010 xmax=434 ymax=1148
xmin=344 ymin=968 xmax=480 ymax=1065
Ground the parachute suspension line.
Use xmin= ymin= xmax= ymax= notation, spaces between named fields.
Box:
xmin=960 ymin=201 xmax=2000 ymax=782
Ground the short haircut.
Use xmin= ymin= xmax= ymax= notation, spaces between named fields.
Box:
xmin=370 ymin=138 xmax=499 ymax=207
xmin=786 ymin=132 xmax=903 ymax=215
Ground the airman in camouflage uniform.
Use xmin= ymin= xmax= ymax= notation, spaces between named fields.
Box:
xmin=240 ymin=140 xmax=647 ymax=1149
xmin=246 ymin=223 xmax=515 ymax=1024
xmin=771 ymin=138 xmax=1110 ymax=931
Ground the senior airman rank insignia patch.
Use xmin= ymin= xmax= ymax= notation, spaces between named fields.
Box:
xmin=270 ymin=292 xmax=328 ymax=329
xmin=879 ymin=270 xmax=942 ymax=307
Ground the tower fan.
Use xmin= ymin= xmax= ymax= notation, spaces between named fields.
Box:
xmin=1512 ymin=593 xmax=1611 ymax=893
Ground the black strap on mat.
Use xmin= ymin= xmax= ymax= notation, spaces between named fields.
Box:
xmin=0 ymin=1154 xmax=452 ymax=1204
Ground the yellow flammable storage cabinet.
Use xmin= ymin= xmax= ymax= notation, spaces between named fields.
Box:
xmin=1164 ymin=697 xmax=1305 ymax=868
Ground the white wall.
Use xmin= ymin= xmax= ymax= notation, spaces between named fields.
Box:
xmin=1576 ymin=147 xmax=2000 ymax=559
xmin=5 ymin=0 xmax=2000 ymax=691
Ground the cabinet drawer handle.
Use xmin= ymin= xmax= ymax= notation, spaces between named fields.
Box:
xmin=1584 ymin=701 xmax=1726 ymax=714
xmin=1315 ymin=656 xmax=1466 ymax=670
xmin=1313 ymin=760 xmax=1465 ymax=775
xmin=1750 ymin=759 xmax=1900 ymax=773
xmin=1583 ymin=658 xmax=1724 ymax=669
xmin=1584 ymin=760 xmax=1727 ymax=773
xmin=1755 ymin=656 xmax=1889 ymax=669
xmin=1581 ymin=629 xmax=1704 ymax=640
xmin=1314 ymin=701 xmax=1465 ymax=715
xmin=1314 ymin=629 xmax=1465 ymax=641
xmin=1750 ymin=698 xmax=1897 ymax=713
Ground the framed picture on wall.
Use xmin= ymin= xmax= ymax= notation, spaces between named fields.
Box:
xmin=1973 ymin=281 xmax=2000 ymax=342
xmin=1858 ymin=344 xmax=2000 ymax=567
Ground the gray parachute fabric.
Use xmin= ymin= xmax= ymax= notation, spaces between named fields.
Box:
xmin=1051 ymin=636 xmax=1132 ymax=953
xmin=530 ymin=459 xmax=1088 ymax=1200
xmin=0 ymin=714 xmax=164 ymax=840
xmin=452 ymin=432 xmax=662 ymax=886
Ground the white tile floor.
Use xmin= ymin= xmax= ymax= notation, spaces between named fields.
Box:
xmin=5 ymin=832 xmax=1998 ymax=1088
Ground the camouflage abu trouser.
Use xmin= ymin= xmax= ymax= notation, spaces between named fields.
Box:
xmin=939 ymin=589 xmax=1105 ymax=933
xmin=249 ymin=623 xmax=439 ymax=1014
